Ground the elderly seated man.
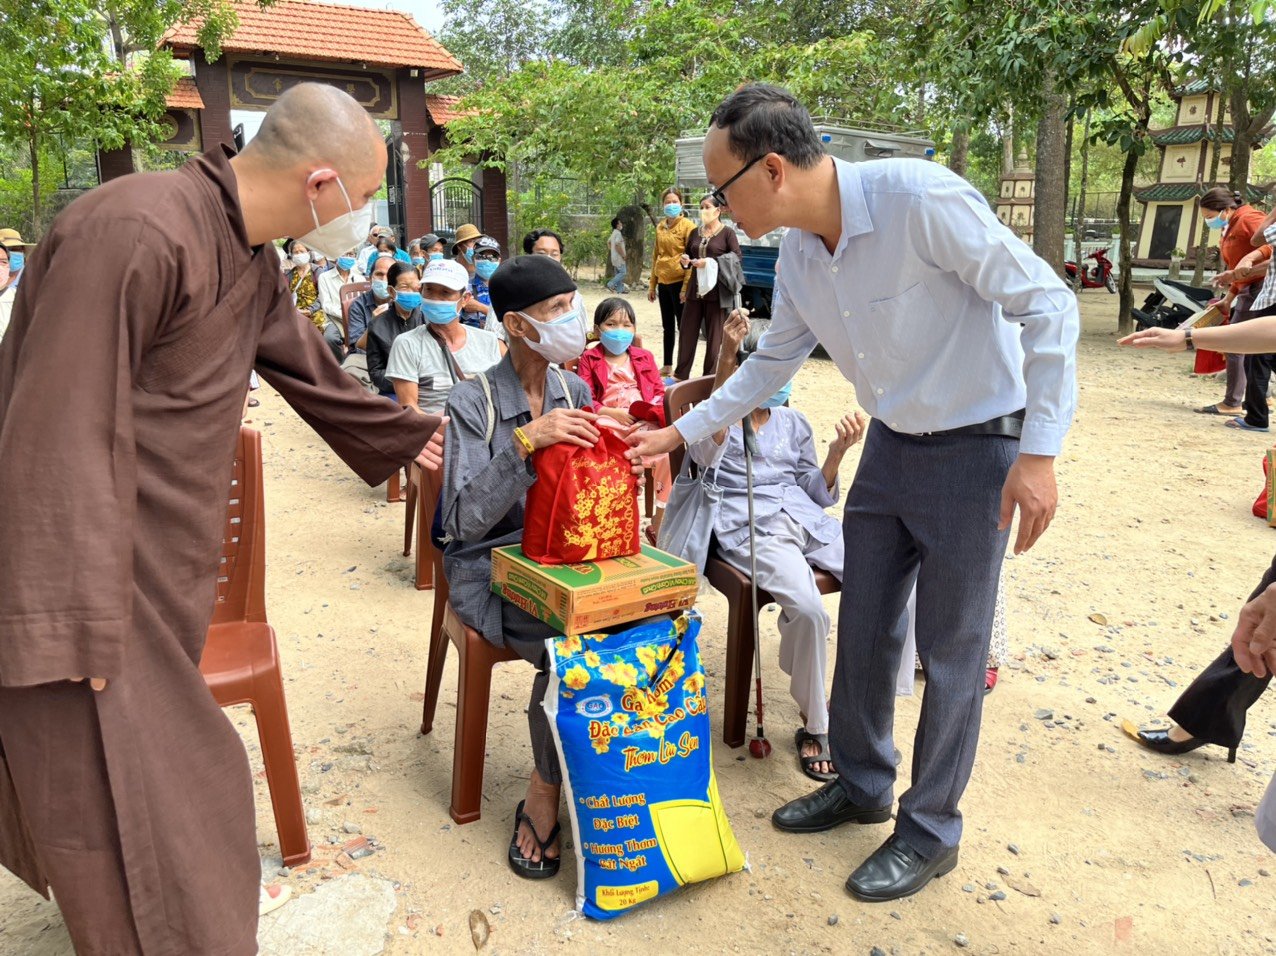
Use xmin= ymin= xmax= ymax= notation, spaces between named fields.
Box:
xmin=316 ymin=247 xmax=365 ymax=361
xmin=442 ymin=254 xmax=650 ymax=880
xmin=688 ymin=312 xmax=865 ymax=782
xmin=385 ymin=259 xmax=505 ymax=414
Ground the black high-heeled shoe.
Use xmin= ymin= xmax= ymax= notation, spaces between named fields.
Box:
xmin=1135 ymin=728 xmax=1237 ymax=763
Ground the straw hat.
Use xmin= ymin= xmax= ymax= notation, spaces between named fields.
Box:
xmin=0 ymin=228 xmax=34 ymax=247
xmin=451 ymin=223 xmax=481 ymax=253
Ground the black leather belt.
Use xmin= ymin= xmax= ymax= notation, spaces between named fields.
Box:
xmin=911 ymin=409 xmax=1025 ymax=439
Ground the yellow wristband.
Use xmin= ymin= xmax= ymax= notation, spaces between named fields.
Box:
xmin=513 ymin=427 xmax=536 ymax=455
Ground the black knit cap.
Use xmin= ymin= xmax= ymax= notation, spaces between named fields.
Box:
xmin=489 ymin=254 xmax=577 ymax=322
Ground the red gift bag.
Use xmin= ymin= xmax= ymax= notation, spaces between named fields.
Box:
xmin=1193 ymin=348 xmax=1227 ymax=375
xmin=523 ymin=427 xmax=641 ymax=564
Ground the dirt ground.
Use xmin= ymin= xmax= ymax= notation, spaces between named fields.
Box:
xmin=2 ymin=288 xmax=1275 ymax=955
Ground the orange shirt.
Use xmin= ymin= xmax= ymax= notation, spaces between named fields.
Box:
xmin=1220 ymin=205 xmax=1271 ymax=294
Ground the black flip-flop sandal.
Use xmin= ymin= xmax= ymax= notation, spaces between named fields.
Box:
xmin=794 ymin=727 xmax=837 ymax=782
xmin=508 ymin=799 xmax=562 ymax=880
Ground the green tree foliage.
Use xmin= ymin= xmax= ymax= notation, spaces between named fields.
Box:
xmin=435 ymin=0 xmax=906 ymax=208
xmin=0 ymin=0 xmax=267 ymax=236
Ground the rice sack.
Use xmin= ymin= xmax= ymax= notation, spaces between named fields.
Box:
xmin=544 ymin=611 xmax=745 ymax=919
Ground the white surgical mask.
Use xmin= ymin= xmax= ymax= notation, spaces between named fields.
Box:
xmin=298 ymin=173 xmax=375 ymax=260
xmin=518 ymin=301 xmax=586 ymax=365
xmin=290 ymin=253 xmax=310 ymax=267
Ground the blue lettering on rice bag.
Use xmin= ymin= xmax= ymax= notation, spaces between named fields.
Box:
xmin=544 ymin=610 xmax=745 ymax=919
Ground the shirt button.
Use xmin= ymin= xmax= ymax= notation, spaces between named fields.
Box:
xmin=876 ymin=388 xmax=884 ymax=395
xmin=843 ymin=311 xmax=851 ymax=318
xmin=831 ymin=265 xmax=839 ymax=273
xmin=857 ymin=352 xmax=865 ymax=359
xmin=891 ymin=423 xmax=899 ymax=429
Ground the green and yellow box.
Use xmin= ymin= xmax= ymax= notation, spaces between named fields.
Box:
xmin=491 ymin=544 xmax=698 ymax=635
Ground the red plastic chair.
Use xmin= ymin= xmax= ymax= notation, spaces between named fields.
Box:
xmin=416 ymin=460 xmax=519 ymax=824
xmin=665 ymin=378 xmax=842 ymax=749
xmin=402 ymin=461 xmax=435 ymax=590
xmin=339 ymin=280 xmax=371 ymax=353
xmin=199 ymin=427 xmax=312 ymax=867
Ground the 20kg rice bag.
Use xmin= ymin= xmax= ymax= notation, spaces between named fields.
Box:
xmin=544 ymin=610 xmax=745 ymax=920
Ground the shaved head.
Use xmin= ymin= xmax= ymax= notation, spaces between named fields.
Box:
xmin=247 ymin=83 xmax=383 ymax=179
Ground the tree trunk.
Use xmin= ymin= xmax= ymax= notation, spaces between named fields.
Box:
xmin=1192 ymin=88 xmax=1228 ymax=286
xmin=1033 ymin=75 xmax=1068 ymax=277
xmin=1117 ymin=145 xmax=1139 ymax=335
xmin=949 ymin=125 xmax=970 ymax=179
xmin=1071 ymin=112 xmax=1093 ymax=291
xmin=619 ymin=204 xmax=647 ymax=288
xmin=1002 ymin=119 xmax=1015 ymax=175
xmin=28 ymin=118 xmax=40 ymax=240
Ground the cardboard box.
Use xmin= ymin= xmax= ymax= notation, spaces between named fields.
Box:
xmin=491 ymin=544 xmax=698 ymax=635
xmin=1267 ymin=448 xmax=1276 ymax=527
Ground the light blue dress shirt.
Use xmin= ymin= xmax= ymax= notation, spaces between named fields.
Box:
xmin=675 ymin=157 xmax=1079 ymax=457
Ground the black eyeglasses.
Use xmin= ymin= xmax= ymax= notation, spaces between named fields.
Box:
xmin=709 ymin=154 xmax=764 ymax=207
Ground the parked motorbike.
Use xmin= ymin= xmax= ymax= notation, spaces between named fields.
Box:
xmin=1131 ymin=278 xmax=1215 ymax=330
xmin=1064 ymin=248 xmax=1117 ymax=293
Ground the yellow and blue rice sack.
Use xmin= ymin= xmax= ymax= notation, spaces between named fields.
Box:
xmin=544 ymin=610 xmax=745 ymax=919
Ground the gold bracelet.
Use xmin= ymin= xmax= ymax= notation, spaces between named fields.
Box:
xmin=513 ymin=427 xmax=536 ymax=455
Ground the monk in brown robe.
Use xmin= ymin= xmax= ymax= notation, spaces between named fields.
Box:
xmin=0 ymin=84 xmax=443 ymax=954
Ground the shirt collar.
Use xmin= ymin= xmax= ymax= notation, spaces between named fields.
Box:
xmin=795 ymin=157 xmax=873 ymax=258
xmin=489 ymin=352 xmax=572 ymax=419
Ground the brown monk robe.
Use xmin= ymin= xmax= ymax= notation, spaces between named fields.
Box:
xmin=0 ymin=84 xmax=442 ymax=955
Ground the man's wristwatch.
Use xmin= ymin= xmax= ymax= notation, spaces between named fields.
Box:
xmin=1185 ymin=328 xmax=1194 ymax=350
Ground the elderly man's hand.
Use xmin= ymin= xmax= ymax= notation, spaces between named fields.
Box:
xmin=1232 ymin=583 xmax=1276 ymax=678
xmin=414 ymin=417 xmax=448 ymax=471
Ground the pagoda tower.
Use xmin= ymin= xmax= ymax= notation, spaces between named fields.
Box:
xmin=1134 ymin=81 xmax=1271 ymax=266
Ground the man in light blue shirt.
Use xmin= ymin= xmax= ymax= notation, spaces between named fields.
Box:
xmin=630 ymin=84 xmax=1079 ymax=903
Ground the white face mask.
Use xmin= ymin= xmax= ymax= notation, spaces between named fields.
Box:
xmin=297 ymin=173 xmax=375 ymax=260
xmin=518 ymin=300 xmax=587 ymax=365
xmin=290 ymin=253 xmax=310 ymax=267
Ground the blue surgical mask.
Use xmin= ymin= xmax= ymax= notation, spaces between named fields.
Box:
xmin=600 ymin=328 xmax=634 ymax=355
xmin=1206 ymin=215 xmax=1226 ymax=230
xmin=395 ymin=290 xmax=423 ymax=312
xmin=371 ymin=279 xmax=390 ymax=299
xmin=474 ymin=259 xmax=499 ymax=281
xmin=429 ymin=252 xmax=445 ymax=261
xmin=336 ymin=255 xmax=356 ymax=271
xmin=421 ymin=299 xmax=460 ymax=325
xmin=464 ymin=247 xmax=475 ymax=262
xmin=663 ymin=203 xmax=682 ymax=218
xmin=760 ymin=382 xmax=793 ymax=409
xmin=412 ymin=256 xmax=426 ymax=266
xmin=8 ymin=252 xmax=22 ymax=272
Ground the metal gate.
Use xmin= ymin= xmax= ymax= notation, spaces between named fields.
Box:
xmin=430 ymin=177 xmax=483 ymax=241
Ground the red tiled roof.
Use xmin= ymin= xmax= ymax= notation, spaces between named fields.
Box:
xmin=164 ymin=0 xmax=462 ymax=76
xmin=425 ymin=94 xmax=474 ymax=126
xmin=165 ymin=76 xmax=205 ymax=110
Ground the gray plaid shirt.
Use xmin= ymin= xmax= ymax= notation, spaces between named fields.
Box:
xmin=441 ymin=353 xmax=593 ymax=644
xmin=1252 ymin=222 xmax=1276 ymax=312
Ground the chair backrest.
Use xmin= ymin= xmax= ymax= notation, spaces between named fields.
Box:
xmin=340 ymin=281 xmax=372 ymax=350
xmin=663 ymin=375 xmax=715 ymax=477
xmin=213 ymin=426 xmax=267 ymax=626
xmin=419 ymin=458 xmax=449 ymax=605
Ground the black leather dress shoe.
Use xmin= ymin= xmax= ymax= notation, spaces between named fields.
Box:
xmin=847 ymin=834 xmax=959 ymax=902
xmin=772 ymin=780 xmax=892 ymax=834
